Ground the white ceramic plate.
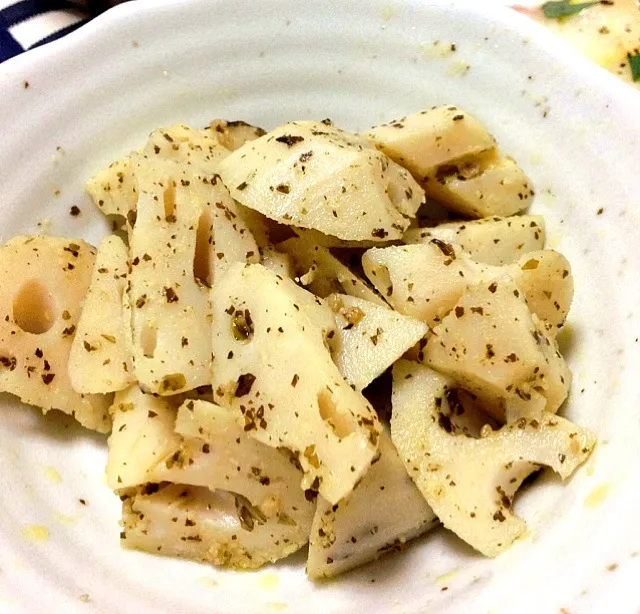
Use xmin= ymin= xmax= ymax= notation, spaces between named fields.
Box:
xmin=1 ymin=1 xmax=640 ymax=612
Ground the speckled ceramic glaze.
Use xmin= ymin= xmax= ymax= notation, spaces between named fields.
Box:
xmin=0 ymin=1 xmax=639 ymax=612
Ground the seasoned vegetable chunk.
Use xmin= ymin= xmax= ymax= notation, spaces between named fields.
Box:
xmin=365 ymin=106 xmax=496 ymax=177
xmin=110 ymin=393 xmax=314 ymax=567
xmin=128 ymin=159 xmax=212 ymax=394
xmin=86 ymin=124 xmax=230 ymax=218
xmin=0 ymin=236 xmax=110 ymax=432
xmin=211 ymin=263 xmax=381 ymax=505
xmin=365 ymin=107 xmax=533 ymax=218
xmin=170 ymin=399 xmax=314 ymax=541
xmin=218 ymin=120 xmax=423 ymax=241
xmin=278 ymin=236 xmax=386 ymax=307
xmin=329 ymin=294 xmax=427 ymax=391
xmin=422 ymin=279 xmax=571 ymax=421
xmin=425 ymin=152 xmax=533 ymax=218
xmin=391 ymin=360 xmax=594 ymax=556
xmin=403 ymin=215 xmax=545 ymax=266
xmin=364 ymin=241 xmax=572 ymax=335
xmin=142 ymin=124 xmax=230 ymax=171
xmin=363 ymin=241 xmax=484 ymax=327
xmin=508 ymin=250 xmax=574 ymax=332
xmin=121 ymin=483 xmax=305 ymax=570
xmin=106 ymin=386 xmax=182 ymax=489
xmin=307 ymin=431 xmax=437 ymax=579
xmin=69 ymin=236 xmax=134 ymax=394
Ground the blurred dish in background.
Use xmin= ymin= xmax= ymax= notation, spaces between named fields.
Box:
xmin=514 ymin=0 xmax=640 ymax=88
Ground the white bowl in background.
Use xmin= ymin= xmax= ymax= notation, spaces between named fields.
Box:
xmin=1 ymin=1 xmax=639 ymax=612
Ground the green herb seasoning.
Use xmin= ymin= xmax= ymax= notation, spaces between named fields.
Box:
xmin=542 ymin=0 xmax=599 ymax=19
xmin=628 ymin=52 xmax=640 ymax=82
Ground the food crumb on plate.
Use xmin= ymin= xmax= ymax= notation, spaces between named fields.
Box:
xmin=258 ymin=572 xmax=280 ymax=589
xmin=54 ymin=512 xmax=80 ymax=525
xmin=22 ymin=525 xmax=49 ymax=542
xmin=446 ymin=60 xmax=471 ymax=75
xmin=584 ymin=483 xmax=611 ymax=507
xmin=436 ymin=568 xmax=459 ymax=584
xmin=379 ymin=6 xmax=399 ymax=21
xmin=418 ymin=40 xmax=458 ymax=59
xmin=44 ymin=466 xmax=62 ymax=484
xmin=36 ymin=218 xmax=52 ymax=234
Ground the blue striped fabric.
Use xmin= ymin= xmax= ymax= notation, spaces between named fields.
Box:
xmin=0 ymin=1 xmax=90 ymax=62
xmin=0 ymin=25 xmax=23 ymax=62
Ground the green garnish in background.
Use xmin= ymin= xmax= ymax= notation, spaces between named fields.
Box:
xmin=628 ymin=52 xmax=640 ymax=82
xmin=542 ymin=1 xmax=600 ymax=19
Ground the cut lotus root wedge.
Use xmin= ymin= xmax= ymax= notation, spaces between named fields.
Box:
xmin=85 ymin=123 xmax=230 ymax=220
xmin=218 ymin=120 xmax=424 ymax=242
xmin=109 ymin=390 xmax=314 ymax=568
xmin=364 ymin=107 xmax=533 ymax=218
xmin=68 ymin=235 xmax=135 ymax=394
xmin=0 ymin=236 xmax=110 ymax=432
xmin=121 ymin=483 xmax=307 ymax=571
xmin=307 ymin=431 xmax=437 ymax=579
xmin=328 ymin=293 xmax=427 ymax=391
xmin=422 ymin=278 xmax=571 ymax=422
xmin=403 ymin=215 xmax=546 ymax=267
xmin=211 ymin=263 xmax=381 ymax=505
xmin=391 ymin=359 xmax=595 ymax=557
xmin=128 ymin=155 xmax=258 ymax=395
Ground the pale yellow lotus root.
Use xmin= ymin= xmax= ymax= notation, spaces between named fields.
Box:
xmin=68 ymin=235 xmax=135 ymax=394
xmin=218 ymin=120 xmax=424 ymax=242
xmin=127 ymin=156 xmax=258 ymax=395
xmin=111 ymin=391 xmax=314 ymax=569
xmin=121 ymin=483 xmax=302 ymax=571
xmin=365 ymin=107 xmax=533 ymax=218
xmin=391 ymin=360 xmax=595 ymax=557
xmin=403 ymin=215 xmax=546 ymax=266
xmin=278 ymin=236 xmax=386 ymax=307
xmin=211 ymin=263 xmax=381 ymax=505
xmin=422 ymin=278 xmax=571 ymax=422
xmin=207 ymin=119 xmax=266 ymax=151
xmin=307 ymin=431 xmax=437 ymax=579
xmin=0 ymin=236 xmax=111 ymax=432
xmin=86 ymin=123 xmax=230 ymax=220
xmin=328 ymin=293 xmax=427 ymax=391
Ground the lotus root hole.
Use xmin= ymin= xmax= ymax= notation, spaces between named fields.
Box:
xmin=12 ymin=280 xmax=56 ymax=334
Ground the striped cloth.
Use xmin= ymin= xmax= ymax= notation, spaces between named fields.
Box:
xmin=0 ymin=1 xmax=91 ymax=63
